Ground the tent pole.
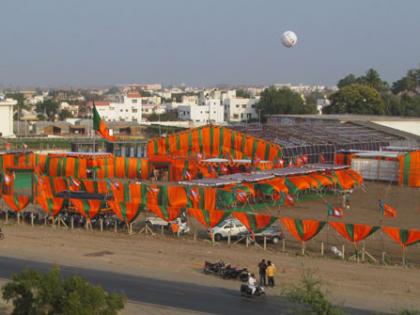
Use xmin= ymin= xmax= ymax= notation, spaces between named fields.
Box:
xmin=402 ymin=246 xmax=406 ymax=267
xmin=361 ymin=241 xmax=366 ymax=262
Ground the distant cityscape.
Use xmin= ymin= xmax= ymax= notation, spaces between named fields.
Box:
xmin=0 ymin=83 xmax=333 ymax=138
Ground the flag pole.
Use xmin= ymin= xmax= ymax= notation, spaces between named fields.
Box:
xmin=92 ymin=99 xmax=96 ymax=180
xmin=378 ymin=199 xmax=385 ymax=264
xmin=326 ymin=207 xmax=330 ymax=256
xmin=92 ymin=99 xmax=96 ymax=153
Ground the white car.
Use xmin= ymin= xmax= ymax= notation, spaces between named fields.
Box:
xmin=145 ymin=216 xmax=190 ymax=234
xmin=208 ymin=218 xmax=248 ymax=241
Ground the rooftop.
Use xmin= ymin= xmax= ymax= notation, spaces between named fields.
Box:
xmin=268 ymin=114 xmax=420 ymax=122
xmin=127 ymin=92 xmax=141 ymax=98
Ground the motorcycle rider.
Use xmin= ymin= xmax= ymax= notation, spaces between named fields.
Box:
xmin=248 ymin=273 xmax=257 ymax=295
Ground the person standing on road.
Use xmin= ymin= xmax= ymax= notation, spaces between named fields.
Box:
xmin=258 ymin=259 xmax=267 ymax=286
xmin=266 ymin=260 xmax=277 ymax=287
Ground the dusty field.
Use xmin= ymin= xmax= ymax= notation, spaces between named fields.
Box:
xmin=0 ymin=182 xmax=419 ymax=314
xmin=268 ymin=182 xmax=420 ymax=265
xmin=0 ymin=222 xmax=420 ymax=314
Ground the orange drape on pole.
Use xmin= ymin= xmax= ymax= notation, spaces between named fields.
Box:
xmin=168 ymin=186 xmax=187 ymax=208
xmin=382 ymin=226 xmax=420 ymax=247
xmin=310 ymin=174 xmax=335 ymax=186
xmin=70 ymin=199 xmax=103 ymax=218
xmin=329 ymin=222 xmax=379 ymax=243
xmin=346 ymin=169 xmax=363 ymax=185
xmin=335 ymin=170 xmax=356 ymax=190
xmin=398 ymin=151 xmax=420 ymax=187
xmin=287 ymin=176 xmax=311 ymax=191
xmin=3 ymin=194 xmax=30 ymax=212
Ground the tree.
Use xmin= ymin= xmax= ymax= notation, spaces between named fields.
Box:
xmin=236 ymin=89 xmax=251 ymax=98
xmin=337 ymin=69 xmax=389 ymax=92
xmin=6 ymin=93 xmax=28 ymax=120
xmin=139 ymin=90 xmax=152 ymax=97
xmin=400 ymin=94 xmax=420 ymax=117
xmin=392 ymin=68 xmax=420 ymax=94
xmin=305 ymin=91 xmax=325 ymax=110
xmin=59 ymin=109 xmax=74 ymax=120
xmin=358 ymin=68 xmax=389 ymax=92
xmin=381 ymin=93 xmax=403 ymax=116
xmin=35 ymin=99 xmax=59 ymax=121
xmin=325 ymin=84 xmax=386 ymax=115
xmin=2 ymin=267 xmax=125 ymax=315
xmin=337 ymin=74 xmax=357 ymax=89
xmin=146 ymin=110 xmax=179 ymax=121
xmin=106 ymin=86 xmax=120 ymax=95
xmin=256 ymin=87 xmax=316 ymax=119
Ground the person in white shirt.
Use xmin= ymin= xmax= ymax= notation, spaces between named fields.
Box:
xmin=248 ymin=273 xmax=257 ymax=295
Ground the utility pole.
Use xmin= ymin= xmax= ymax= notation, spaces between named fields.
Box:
xmin=158 ymin=109 xmax=161 ymax=136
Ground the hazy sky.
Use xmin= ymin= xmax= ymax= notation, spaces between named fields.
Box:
xmin=1 ymin=0 xmax=419 ymax=87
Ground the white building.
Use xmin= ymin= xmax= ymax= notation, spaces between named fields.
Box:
xmin=141 ymin=95 xmax=161 ymax=105
xmin=60 ymin=102 xmax=79 ymax=117
xmin=223 ymin=95 xmax=259 ymax=122
xmin=178 ymin=102 xmax=224 ymax=123
xmin=28 ymin=95 xmax=45 ymax=105
xmin=142 ymin=104 xmax=166 ymax=116
xmin=94 ymin=92 xmax=142 ymax=123
xmin=316 ymin=98 xmax=331 ymax=114
xmin=0 ymin=97 xmax=16 ymax=137
xmin=181 ymin=95 xmax=199 ymax=106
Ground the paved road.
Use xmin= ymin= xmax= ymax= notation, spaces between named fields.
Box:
xmin=0 ymin=256 xmax=375 ymax=314
xmin=0 ymin=255 xmax=294 ymax=314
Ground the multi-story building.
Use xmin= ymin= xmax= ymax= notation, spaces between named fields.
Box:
xmin=93 ymin=92 xmax=142 ymax=123
xmin=181 ymin=95 xmax=199 ymax=106
xmin=0 ymin=96 xmax=16 ymax=137
xmin=178 ymin=96 xmax=224 ymax=123
xmin=60 ymin=102 xmax=80 ymax=117
xmin=224 ymin=97 xmax=259 ymax=122
xmin=142 ymin=104 xmax=166 ymax=116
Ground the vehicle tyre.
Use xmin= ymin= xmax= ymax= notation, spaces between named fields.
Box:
xmin=239 ymin=272 xmax=249 ymax=282
xmin=214 ymin=233 xmax=223 ymax=242
xmin=272 ymin=236 xmax=280 ymax=244
xmin=221 ymin=271 xmax=230 ymax=279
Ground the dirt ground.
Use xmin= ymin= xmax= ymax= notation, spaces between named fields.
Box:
xmin=0 ymin=182 xmax=419 ymax=314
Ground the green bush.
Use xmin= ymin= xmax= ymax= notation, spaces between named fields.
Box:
xmin=2 ymin=267 xmax=125 ymax=315
xmin=283 ymin=269 xmax=345 ymax=315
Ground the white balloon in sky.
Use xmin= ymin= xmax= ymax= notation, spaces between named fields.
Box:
xmin=281 ymin=31 xmax=298 ymax=48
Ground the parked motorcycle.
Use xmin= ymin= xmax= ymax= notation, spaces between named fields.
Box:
xmin=221 ymin=265 xmax=249 ymax=282
xmin=203 ymin=261 xmax=225 ymax=275
xmin=240 ymin=284 xmax=265 ymax=298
